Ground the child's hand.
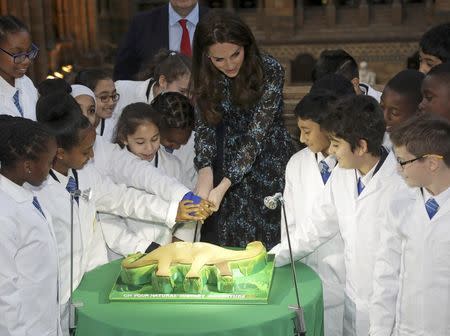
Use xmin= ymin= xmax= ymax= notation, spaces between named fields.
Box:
xmin=176 ymin=200 xmax=204 ymax=222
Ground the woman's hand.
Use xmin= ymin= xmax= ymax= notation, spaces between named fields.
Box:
xmin=208 ymin=177 xmax=231 ymax=211
xmin=195 ymin=167 xmax=214 ymax=200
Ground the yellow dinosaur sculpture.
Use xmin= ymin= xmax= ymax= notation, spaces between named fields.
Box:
xmin=122 ymin=241 xmax=266 ymax=279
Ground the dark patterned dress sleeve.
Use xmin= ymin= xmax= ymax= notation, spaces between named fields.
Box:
xmin=224 ymin=57 xmax=285 ymax=185
xmin=194 ymin=111 xmax=217 ymax=170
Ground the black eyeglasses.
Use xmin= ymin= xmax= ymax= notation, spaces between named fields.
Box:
xmin=0 ymin=43 xmax=39 ymax=64
xmin=95 ymin=93 xmax=120 ymax=103
xmin=397 ymin=154 xmax=444 ymax=168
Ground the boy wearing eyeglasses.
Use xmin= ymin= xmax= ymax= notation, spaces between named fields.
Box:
xmin=370 ymin=114 xmax=450 ymax=336
xmin=274 ymin=94 xmax=406 ymax=336
xmin=0 ymin=16 xmax=40 ymax=121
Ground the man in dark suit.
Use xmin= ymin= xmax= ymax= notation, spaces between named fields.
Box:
xmin=114 ymin=0 xmax=208 ymax=80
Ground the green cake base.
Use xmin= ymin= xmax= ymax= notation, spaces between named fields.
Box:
xmin=109 ymin=254 xmax=275 ymax=304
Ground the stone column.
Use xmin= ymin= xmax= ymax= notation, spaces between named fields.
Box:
xmin=225 ymin=0 xmax=234 ymax=12
xmin=425 ymin=0 xmax=434 ymax=24
xmin=264 ymin=0 xmax=294 ymax=39
xmin=358 ymin=0 xmax=369 ymax=27
xmin=296 ymin=0 xmax=304 ymax=29
xmin=392 ymin=0 xmax=402 ymax=25
xmin=325 ymin=0 xmax=336 ymax=27
xmin=29 ymin=0 xmax=49 ymax=82
xmin=435 ymin=0 xmax=450 ymax=12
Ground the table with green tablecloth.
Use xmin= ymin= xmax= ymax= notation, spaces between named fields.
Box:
xmin=73 ymin=259 xmax=324 ymax=336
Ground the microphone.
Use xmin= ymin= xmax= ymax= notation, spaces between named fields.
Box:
xmin=265 ymin=191 xmax=307 ymax=336
xmin=264 ymin=192 xmax=283 ymax=210
xmin=70 ymin=188 xmax=92 ymax=202
xmin=68 ymin=188 xmax=91 ymax=333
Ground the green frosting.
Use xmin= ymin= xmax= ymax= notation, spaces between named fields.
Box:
xmin=120 ymin=248 xmax=268 ymax=294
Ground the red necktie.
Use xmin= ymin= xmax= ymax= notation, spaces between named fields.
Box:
xmin=179 ymin=19 xmax=192 ymax=57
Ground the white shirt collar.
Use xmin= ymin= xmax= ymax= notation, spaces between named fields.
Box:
xmin=316 ymin=152 xmax=337 ymax=171
xmin=51 ymin=169 xmax=74 ymax=188
xmin=168 ymin=2 xmax=199 ymax=26
xmin=356 ymin=159 xmax=379 ymax=188
xmin=0 ymin=174 xmax=34 ymax=203
xmin=422 ymin=185 xmax=450 ymax=207
xmin=0 ymin=74 xmax=19 ymax=98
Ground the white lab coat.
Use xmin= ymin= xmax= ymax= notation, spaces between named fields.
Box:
xmin=101 ymin=147 xmax=197 ymax=260
xmin=0 ymin=75 xmax=38 ymax=120
xmin=382 ymin=132 xmax=392 ymax=151
xmin=169 ymin=132 xmax=198 ymax=190
xmin=277 ymin=152 xmax=404 ymax=336
xmin=370 ymin=186 xmax=450 ymax=336
xmin=0 ymin=175 xmax=61 ymax=336
xmin=270 ymin=148 xmax=345 ymax=336
xmin=115 ymin=78 xmax=154 ymax=113
xmin=93 ymin=134 xmax=189 ymax=202
xmin=32 ymin=163 xmax=180 ymax=335
xmin=114 ymin=78 xmax=198 ymax=189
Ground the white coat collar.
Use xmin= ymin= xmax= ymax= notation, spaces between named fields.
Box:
xmin=420 ymin=185 xmax=450 ymax=221
xmin=0 ymin=174 xmax=34 ymax=203
xmin=357 ymin=151 xmax=397 ymax=200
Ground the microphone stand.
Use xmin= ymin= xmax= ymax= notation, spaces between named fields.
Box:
xmin=266 ymin=193 xmax=306 ymax=336
xmin=69 ymin=189 xmax=91 ymax=335
xmin=278 ymin=196 xmax=307 ymax=336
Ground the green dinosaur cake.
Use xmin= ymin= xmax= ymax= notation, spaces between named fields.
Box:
xmin=116 ymin=241 xmax=272 ymax=298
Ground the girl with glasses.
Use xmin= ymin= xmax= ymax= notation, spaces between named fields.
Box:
xmin=0 ymin=15 xmax=39 ymax=120
xmin=74 ymin=68 xmax=120 ymax=141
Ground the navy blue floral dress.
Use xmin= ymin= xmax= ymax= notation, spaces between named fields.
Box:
xmin=194 ymin=54 xmax=294 ymax=250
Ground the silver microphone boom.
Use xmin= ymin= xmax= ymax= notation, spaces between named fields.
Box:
xmin=264 ymin=192 xmax=283 ymax=209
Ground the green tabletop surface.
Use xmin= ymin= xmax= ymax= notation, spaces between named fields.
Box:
xmin=73 ymin=259 xmax=324 ymax=336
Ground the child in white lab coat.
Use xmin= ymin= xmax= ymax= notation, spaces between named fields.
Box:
xmin=100 ymin=102 xmax=196 ymax=259
xmin=380 ymin=69 xmax=424 ymax=149
xmin=37 ymin=78 xmax=193 ymax=211
xmin=115 ymin=49 xmax=191 ymax=110
xmin=370 ymin=114 xmax=450 ymax=336
xmin=74 ymin=68 xmax=119 ymax=140
xmin=151 ymin=92 xmax=197 ymax=189
xmin=0 ymin=15 xmax=39 ymax=120
xmin=0 ymin=116 xmax=61 ymax=335
xmin=271 ymin=92 xmax=346 ymax=336
xmin=312 ymin=49 xmax=382 ymax=102
xmin=34 ymin=92 xmax=212 ymax=335
xmin=274 ymin=95 xmax=404 ymax=336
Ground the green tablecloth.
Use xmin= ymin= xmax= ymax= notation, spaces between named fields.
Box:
xmin=73 ymin=260 xmax=324 ymax=336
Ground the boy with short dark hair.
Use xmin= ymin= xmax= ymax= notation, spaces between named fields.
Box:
xmin=312 ymin=49 xmax=382 ymax=101
xmin=271 ymin=92 xmax=346 ymax=336
xmin=419 ymin=23 xmax=450 ymax=74
xmin=419 ymin=62 xmax=450 ymax=121
xmin=370 ymin=114 xmax=450 ymax=336
xmin=274 ymin=94 xmax=404 ymax=336
xmin=381 ymin=70 xmax=424 ymax=131
xmin=380 ymin=69 xmax=424 ymax=149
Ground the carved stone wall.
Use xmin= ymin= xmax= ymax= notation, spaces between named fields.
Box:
xmin=263 ymin=41 xmax=418 ymax=84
